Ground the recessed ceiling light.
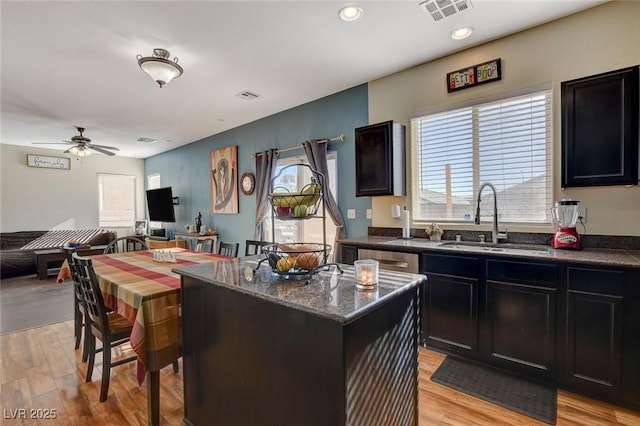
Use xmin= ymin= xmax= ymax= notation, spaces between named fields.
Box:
xmin=338 ymin=5 xmax=363 ymax=22
xmin=451 ymin=27 xmax=474 ymax=40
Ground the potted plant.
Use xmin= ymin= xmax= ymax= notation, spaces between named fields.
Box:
xmin=425 ymin=223 xmax=443 ymax=241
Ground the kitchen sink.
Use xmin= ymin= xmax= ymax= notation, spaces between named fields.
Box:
xmin=437 ymin=241 xmax=551 ymax=256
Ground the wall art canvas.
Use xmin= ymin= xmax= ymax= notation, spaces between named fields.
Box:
xmin=210 ymin=145 xmax=238 ymax=214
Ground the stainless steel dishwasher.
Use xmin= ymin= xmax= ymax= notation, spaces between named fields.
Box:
xmin=358 ymin=249 xmax=420 ymax=273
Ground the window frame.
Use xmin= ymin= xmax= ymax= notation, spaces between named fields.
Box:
xmin=98 ymin=173 xmax=136 ymax=228
xmin=410 ymin=84 xmax=553 ymax=226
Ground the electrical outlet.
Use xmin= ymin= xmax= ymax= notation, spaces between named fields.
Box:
xmin=347 ymin=209 xmax=356 ymax=219
xmin=366 ymin=209 xmax=372 ymax=219
xmin=577 ymin=208 xmax=586 ymax=223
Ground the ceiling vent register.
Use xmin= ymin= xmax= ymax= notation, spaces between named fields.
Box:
xmin=236 ymin=90 xmax=261 ymax=101
xmin=419 ymin=0 xmax=473 ymax=22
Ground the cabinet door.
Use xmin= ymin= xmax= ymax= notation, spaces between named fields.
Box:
xmin=423 ymin=273 xmax=479 ymax=356
xmin=561 ymin=66 xmax=639 ymax=187
xmin=483 ymin=259 xmax=558 ymax=380
xmin=355 ymin=121 xmax=406 ymax=196
xmin=485 ymin=280 xmax=557 ymax=380
xmin=565 ymin=266 xmax=624 ymax=396
xmin=566 ymin=290 xmax=623 ymax=395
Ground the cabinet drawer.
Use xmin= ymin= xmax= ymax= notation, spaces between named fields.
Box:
xmin=486 ymin=259 xmax=556 ymax=286
xmin=567 ymin=266 xmax=624 ymax=296
xmin=422 ymin=253 xmax=478 ymax=277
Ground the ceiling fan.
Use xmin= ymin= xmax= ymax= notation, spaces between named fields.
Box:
xmin=33 ymin=127 xmax=120 ymax=156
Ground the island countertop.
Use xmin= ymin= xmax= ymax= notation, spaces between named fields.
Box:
xmin=173 ymin=257 xmax=426 ymax=325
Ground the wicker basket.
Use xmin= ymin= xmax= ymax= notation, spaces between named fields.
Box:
xmin=262 ymin=243 xmax=331 ymax=275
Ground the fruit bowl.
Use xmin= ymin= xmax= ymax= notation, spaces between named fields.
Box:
xmin=268 ymin=182 xmax=322 ymax=218
xmin=262 ymin=243 xmax=331 ymax=275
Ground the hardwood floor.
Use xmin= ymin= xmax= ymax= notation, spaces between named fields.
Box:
xmin=1 ymin=320 xmax=639 ymax=425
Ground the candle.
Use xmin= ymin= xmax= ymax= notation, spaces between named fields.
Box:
xmin=354 ymin=259 xmax=379 ymax=290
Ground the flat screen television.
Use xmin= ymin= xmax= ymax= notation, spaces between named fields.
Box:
xmin=146 ymin=187 xmax=176 ymax=222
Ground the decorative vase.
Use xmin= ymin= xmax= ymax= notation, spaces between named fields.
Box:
xmin=429 ymin=234 xmax=442 ymax=241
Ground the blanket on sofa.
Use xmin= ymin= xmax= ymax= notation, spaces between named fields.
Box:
xmin=1 ymin=229 xmax=115 ymax=278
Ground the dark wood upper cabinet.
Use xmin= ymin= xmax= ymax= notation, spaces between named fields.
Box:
xmin=561 ymin=66 xmax=639 ymax=188
xmin=355 ymin=120 xmax=406 ymax=196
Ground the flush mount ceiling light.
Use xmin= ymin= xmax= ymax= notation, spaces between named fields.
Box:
xmin=451 ymin=26 xmax=474 ymax=40
xmin=338 ymin=5 xmax=363 ymax=22
xmin=137 ymin=48 xmax=183 ymax=88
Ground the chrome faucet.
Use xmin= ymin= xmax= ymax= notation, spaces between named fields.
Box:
xmin=474 ymin=182 xmax=507 ymax=244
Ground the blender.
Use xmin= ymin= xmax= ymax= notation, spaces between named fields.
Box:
xmin=551 ymin=199 xmax=581 ymax=250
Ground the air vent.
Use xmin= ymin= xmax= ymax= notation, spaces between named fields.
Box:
xmin=235 ymin=90 xmax=261 ymax=101
xmin=419 ymin=0 xmax=473 ymax=22
xmin=136 ymin=137 xmax=157 ymax=144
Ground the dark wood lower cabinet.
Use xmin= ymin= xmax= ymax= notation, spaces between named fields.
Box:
xmin=485 ymin=280 xmax=557 ymax=381
xmin=423 ymin=273 xmax=478 ymax=356
xmin=483 ymin=259 xmax=558 ymax=381
xmin=420 ymin=251 xmax=639 ymax=410
xmin=566 ymin=289 xmax=623 ymax=394
xmin=339 ymin=244 xmax=358 ymax=265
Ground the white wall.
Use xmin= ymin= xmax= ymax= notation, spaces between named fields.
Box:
xmin=368 ymin=1 xmax=640 ymax=237
xmin=0 ymin=144 xmax=145 ymax=233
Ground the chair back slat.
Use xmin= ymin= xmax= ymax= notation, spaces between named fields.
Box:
xmin=73 ymin=253 xmax=110 ymax=334
xmin=218 ymin=241 xmax=239 ymax=257
xmin=64 ymin=247 xmax=84 ymax=302
xmin=104 ymin=236 xmax=148 ymax=254
xmin=245 ymin=240 xmax=268 ymax=256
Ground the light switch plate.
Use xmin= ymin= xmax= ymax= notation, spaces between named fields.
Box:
xmin=366 ymin=209 xmax=372 ymax=219
xmin=347 ymin=209 xmax=356 ymax=219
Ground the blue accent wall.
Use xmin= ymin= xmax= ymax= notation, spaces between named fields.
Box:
xmin=144 ymin=84 xmax=370 ymax=249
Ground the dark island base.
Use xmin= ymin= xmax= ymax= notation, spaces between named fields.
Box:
xmin=181 ymin=276 xmax=419 ymax=426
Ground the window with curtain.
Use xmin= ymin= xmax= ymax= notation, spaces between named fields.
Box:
xmin=263 ymin=153 xmax=338 ymax=245
xmin=410 ymin=88 xmax=552 ymax=224
xmin=98 ymin=173 xmax=136 ymax=227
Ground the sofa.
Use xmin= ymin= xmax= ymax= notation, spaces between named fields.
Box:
xmin=0 ymin=229 xmax=116 ymax=278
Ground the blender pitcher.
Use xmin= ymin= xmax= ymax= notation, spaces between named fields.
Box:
xmin=551 ymin=199 xmax=579 ymax=228
xmin=551 ymin=199 xmax=581 ymax=250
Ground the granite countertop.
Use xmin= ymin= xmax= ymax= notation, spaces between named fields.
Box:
xmin=338 ymin=236 xmax=640 ymax=268
xmin=173 ymin=257 xmax=426 ymax=325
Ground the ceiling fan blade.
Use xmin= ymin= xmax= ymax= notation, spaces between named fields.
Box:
xmin=32 ymin=141 xmax=74 ymax=145
xmin=89 ymin=143 xmax=120 ymax=151
xmin=63 ymin=147 xmax=74 ymax=153
xmin=88 ymin=145 xmax=116 ymax=156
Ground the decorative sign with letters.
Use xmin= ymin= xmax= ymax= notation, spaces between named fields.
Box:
xmin=447 ymin=58 xmax=502 ymax=92
xmin=27 ymin=154 xmax=71 ymax=170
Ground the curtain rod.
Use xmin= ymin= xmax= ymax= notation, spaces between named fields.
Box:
xmin=251 ymin=134 xmax=345 ymax=158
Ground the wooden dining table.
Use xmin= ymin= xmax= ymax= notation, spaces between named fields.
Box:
xmin=86 ymin=248 xmax=231 ymax=425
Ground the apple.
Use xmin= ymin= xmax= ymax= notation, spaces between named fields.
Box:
xmin=293 ymin=204 xmax=308 ymax=217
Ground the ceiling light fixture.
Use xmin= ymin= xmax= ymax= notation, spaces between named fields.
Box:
xmin=338 ymin=5 xmax=363 ymax=22
xmin=451 ymin=27 xmax=474 ymax=40
xmin=69 ymin=146 xmax=92 ymax=157
xmin=137 ymin=48 xmax=183 ymax=88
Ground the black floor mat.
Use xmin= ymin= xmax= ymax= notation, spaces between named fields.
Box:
xmin=430 ymin=356 xmax=557 ymax=424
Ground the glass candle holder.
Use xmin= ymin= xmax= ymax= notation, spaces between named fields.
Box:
xmin=354 ymin=259 xmax=379 ymax=290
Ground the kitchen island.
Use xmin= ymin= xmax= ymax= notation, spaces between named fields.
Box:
xmin=174 ymin=257 xmax=426 ymax=426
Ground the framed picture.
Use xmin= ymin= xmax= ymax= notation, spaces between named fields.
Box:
xmin=210 ymin=145 xmax=239 ymax=214
xmin=135 ymin=220 xmax=148 ymax=236
xmin=447 ymin=58 xmax=502 ymax=92
xmin=27 ymin=154 xmax=71 ymax=170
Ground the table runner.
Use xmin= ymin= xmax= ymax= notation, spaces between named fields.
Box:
xmin=90 ymin=249 xmax=230 ymax=384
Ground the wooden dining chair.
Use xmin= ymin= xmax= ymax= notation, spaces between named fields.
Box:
xmin=218 ymin=241 xmax=239 ymax=257
xmin=104 ymin=236 xmax=148 ymax=254
xmin=245 ymin=239 xmax=268 ymax=256
xmin=195 ymin=239 xmax=215 ymax=253
xmin=64 ymin=247 xmax=90 ymax=361
xmin=73 ymin=252 xmax=137 ymax=402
